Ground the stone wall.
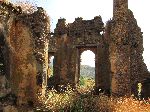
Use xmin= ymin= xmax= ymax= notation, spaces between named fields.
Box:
xmin=7 ymin=18 xmax=37 ymax=105
xmin=50 ymin=17 xmax=111 ymax=92
xmin=105 ymin=0 xmax=150 ymax=97
xmin=0 ymin=2 xmax=50 ymax=105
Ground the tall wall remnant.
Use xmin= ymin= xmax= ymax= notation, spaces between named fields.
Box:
xmin=0 ymin=1 xmax=50 ymax=105
xmin=105 ymin=0 xmax=150 ymax=97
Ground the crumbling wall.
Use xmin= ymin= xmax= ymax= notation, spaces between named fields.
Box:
xmin=106 ymin=0 xmax=150 ymax=97
xmin=7 ymin=18 xmax=37 ymax=105
xmin=54 ymin=34 xmax=69 ymax=85
xmin=127 ymin=10 xmax=150 ymax=98
xmin=52 ymin=17 xmax=111 ymax=91
xmin=96 ymin=38 xmax=111 ymax=91
xmin=52 ymin=34 xmax=77 ymax=86
xmin=0 ymin=2 xmax=50 ymax=105
xmin=108 ymin=20 xmax=131 ymax=97
xmin=52 ymin=19 xmax=77 ymax=86
xmin=107 ymin=0 xmax=133 ymax=97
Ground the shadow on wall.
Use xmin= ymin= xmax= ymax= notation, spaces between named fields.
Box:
xmin=132 ymin=78 xmax=150 ymax=100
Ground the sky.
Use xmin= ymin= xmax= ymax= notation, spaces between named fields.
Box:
xmin=10 ymin=0 xmax=150 ymax=70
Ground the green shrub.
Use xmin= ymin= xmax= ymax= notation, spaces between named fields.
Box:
xmin=79 ymin=76 xmax=85 ymax=86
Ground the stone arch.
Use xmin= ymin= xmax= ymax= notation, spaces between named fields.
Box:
xmin=79 ymin=47 xmax=97 ymax=56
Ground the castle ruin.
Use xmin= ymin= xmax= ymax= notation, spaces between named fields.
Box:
xmin=0 ymin=0 xmax=150 ymax=106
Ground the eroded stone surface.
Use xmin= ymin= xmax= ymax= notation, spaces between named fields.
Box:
xmin=0 ymin=1 xmax=50 ymax=105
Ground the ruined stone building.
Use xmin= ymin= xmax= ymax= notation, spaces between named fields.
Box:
xmin=49 ymin=16 xmax=110 ymax=91
xmin=49 ymin=0 xmax=150 ymax=97
xmin=0 ymin=0 xmax=150 ymax=106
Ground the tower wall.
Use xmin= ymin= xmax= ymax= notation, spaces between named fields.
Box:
xmin=113 ymin=0 xmax=128 ymax=17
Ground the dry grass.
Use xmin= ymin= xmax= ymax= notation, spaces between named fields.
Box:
xmin=36 ymin=90 xmax=150 ymax=112
xmin=36 ymin=85 xmax=78 ymax=111
xmin=110 ymin=97 xmax=150 ymax=112
xmin=36 ymin=80 xmax=150 ymax=112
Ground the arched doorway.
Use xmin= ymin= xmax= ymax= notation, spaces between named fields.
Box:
xmin=79 ymin=50 xmax=95 ymax=91
xmin=75 ymin=46 xmax=97 ymax=92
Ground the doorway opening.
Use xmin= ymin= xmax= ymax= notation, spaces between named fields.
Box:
xmin=48 ymin=56 xmax=54 ymax=78
xmin=79 ymin=50 xmax=95 ymax=92
xmin=0 ymin=32 xmax=5 ymax=76
xmin=0 ymin=49 xmax=5 ymax=75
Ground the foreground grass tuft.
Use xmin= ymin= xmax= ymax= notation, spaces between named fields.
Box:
xmin=36 ymin=85 xmax=150 ymax=112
